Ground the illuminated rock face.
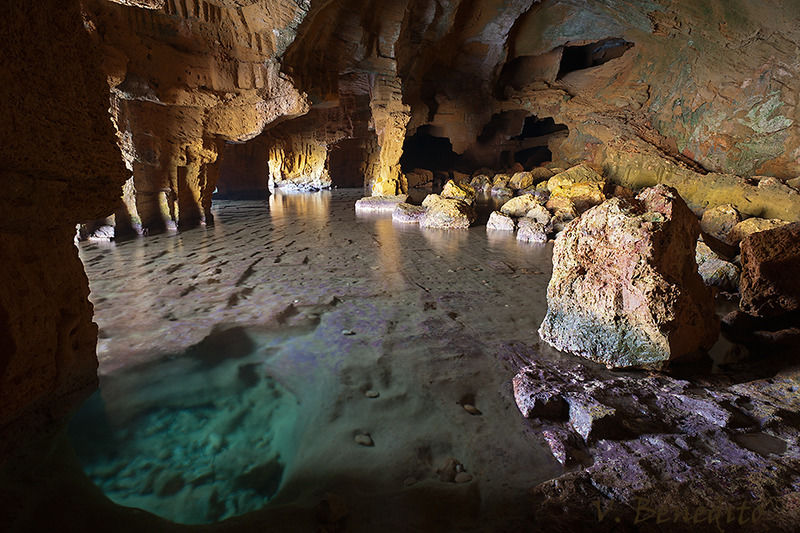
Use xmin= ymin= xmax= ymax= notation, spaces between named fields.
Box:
xmin=539 ymin=186 xmax=719 ymax=369
xmin=0 ymin=0 xmax=126 ymax=439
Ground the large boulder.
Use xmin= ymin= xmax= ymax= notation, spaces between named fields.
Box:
xmin=420 ymin=194 xmax=476 ymax=229
xmin=539 ymin=185 xmax=719 ymax=369
xmin=739 ymin=222 xmax=800 ymax=317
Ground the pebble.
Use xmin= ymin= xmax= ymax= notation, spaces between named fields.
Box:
xmin=342 ymin=329 xmax=356 ymax=336
xmin=463 ymin=403 xmax=482 ymax=415
xmin=365 ymin=390 xmax=380 ymax=398
xmin=454 ymin=472 xmax=473 ymax=484
xmin=354 ymin=433 xmax=374 ymax=446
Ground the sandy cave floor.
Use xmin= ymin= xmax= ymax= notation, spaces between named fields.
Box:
xmin=70 ymin=189 xmax=570 ymax=528
xmin=53 ymin=189 xmax=799 ymax=531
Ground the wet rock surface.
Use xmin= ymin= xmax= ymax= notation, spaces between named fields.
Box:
xmin=355 ymin=195 xmax=408 ymax=214
xmin=539 ymin=185 xmax=718 ymax=369
xmin=510 ymin=352 xmax=800 ymax=532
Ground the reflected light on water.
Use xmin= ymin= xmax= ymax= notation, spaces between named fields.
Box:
xmin=269 ymin=190 xmax=331 ymax=229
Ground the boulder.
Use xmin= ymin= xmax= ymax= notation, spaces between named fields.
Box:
xmin=728 ymin=217 xmax=791 ymax=244
xmin=419 ymin=194 xmax=476 ymax=229
xmin=469 ymin=174 xmax=492 ymax=194
xmin=545 ymin=196 xmax=578 ymax=219
xmin=695 ymin=241 xmax=740 ymax=292
xmin=441 ymin=179 xmax=476 ymax=204
xmin=492 ymin=174 xmax=511 ymax=188
xmin=525 ymin=204 xmax=552 ymax=226
xmin=355 ymin=195 xmax=408 ymax=214
xmin=500 ymin=195 xmax=540 ymax=217
xmin=486 ymin=211 xmax=515 ymax=231
xmin=739 ymin=222 xmax=800 ymax=317
xmin=700 ymin=204 xmax=741 ymax=245
xmin=516 ymin=219 xmax=548 ymax=243
xmin=530 ymin=167 xmax=555 ymax=182
xmin=509 ymin=171 xmax=534 ymax=190
xmin=392 ymin=203 xmax=426 ymax=224
xmin=538 ymin=185 xmax=719 ymax=369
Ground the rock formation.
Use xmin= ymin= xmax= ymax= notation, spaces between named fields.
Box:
xmin=739 ymin=223 xmax=800 ymax=317
xmin=0 ymin=0 xmax=126 ymax=445
xmin=539 ymin=185 xmax=719 ymax=369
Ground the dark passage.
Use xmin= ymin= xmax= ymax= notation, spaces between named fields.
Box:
xmin=400 ymin=125 xmax=458 ymax=173
xmin=558 ymin=38 xmax=634 ymax=78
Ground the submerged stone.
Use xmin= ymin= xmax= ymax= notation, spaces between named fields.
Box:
xmin=392 ymin=203 xmax=426 ymax=224
xmin=355 ymin=195 xmax=408 ymax=214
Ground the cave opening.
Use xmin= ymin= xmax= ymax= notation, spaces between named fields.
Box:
xmin=214 ymin=139 xmax=270 ymax=200
xmin=327 ymin=138 xmax=368 ymax=188
xmin=472 ymin=112 xmax=568 ymax=170
xmin=557 ymin=38 xmax=634 ymax=78
xmin=400 ymin=125 xmax=458 ymax=173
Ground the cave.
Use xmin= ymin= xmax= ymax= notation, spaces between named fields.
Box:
xmin=214 ymin=140 xmax=270 ymax=200
xmin=3 ymin=1 xmax=800 ymax=532
xmin=557 ymin=38 xmax=635 ymax=78
xmin=399 ymin=126 xmax=459 ymax=174
xmin=327 ymin=138 xmax=370 ymax=188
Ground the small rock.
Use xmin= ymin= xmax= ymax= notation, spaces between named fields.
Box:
xmin=365 ymin=390 xmax=380 ymax=398
xmin=517 ymin=218 xmax=548 ymax=243
xmin=501 ymin=195 xmax=540 ymax=217
xmin=342 ymin=329 xmax=356 ymax=336
xmin=355 ymin=195 xmax=408 ymax=214
xmin=392 ymin=202 xmax=427 ymax=224
xmin=525 ymin=204 xmax=552 ymax=226
xmin=441 ymin=179 xmax=477 ymax=204
xmin=492 ymin=174 xmax=511 ymax=188
xmin=354 ymin=433 xmax=374 ymax=446
xmin=436 ymin=458 xmax=461 ymax=482
xmin=728 ymin=217 xmax=790 ymax=244
xmin=700 ymin=204 xmax=742 ymax=245
xmin=486 ymin=211 xmax=515 ymax=231
xmin=696 ymin=241 xmax=740 ymax=291
xmin=420 ymin=194 xmax=476 ymax=229
xmin=454 ymin=472 xmax=473 ymax=484
xmin=509 ymin=171 xmax=534 ymax=190
xmin=491 ymin=185 xmax=514 ymax=198
xmin=462 ymin=403 xmax=482 ymax=415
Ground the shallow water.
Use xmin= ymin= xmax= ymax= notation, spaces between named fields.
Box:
xmin=71 ymin=189 xmax=566 ymax=526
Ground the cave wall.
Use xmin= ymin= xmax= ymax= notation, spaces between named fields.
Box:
xmin=0 ymin=1 xmax=126 ymax=446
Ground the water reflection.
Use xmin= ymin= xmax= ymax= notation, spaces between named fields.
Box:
xmin=269 ymin=190 xmax=331 ymax=229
